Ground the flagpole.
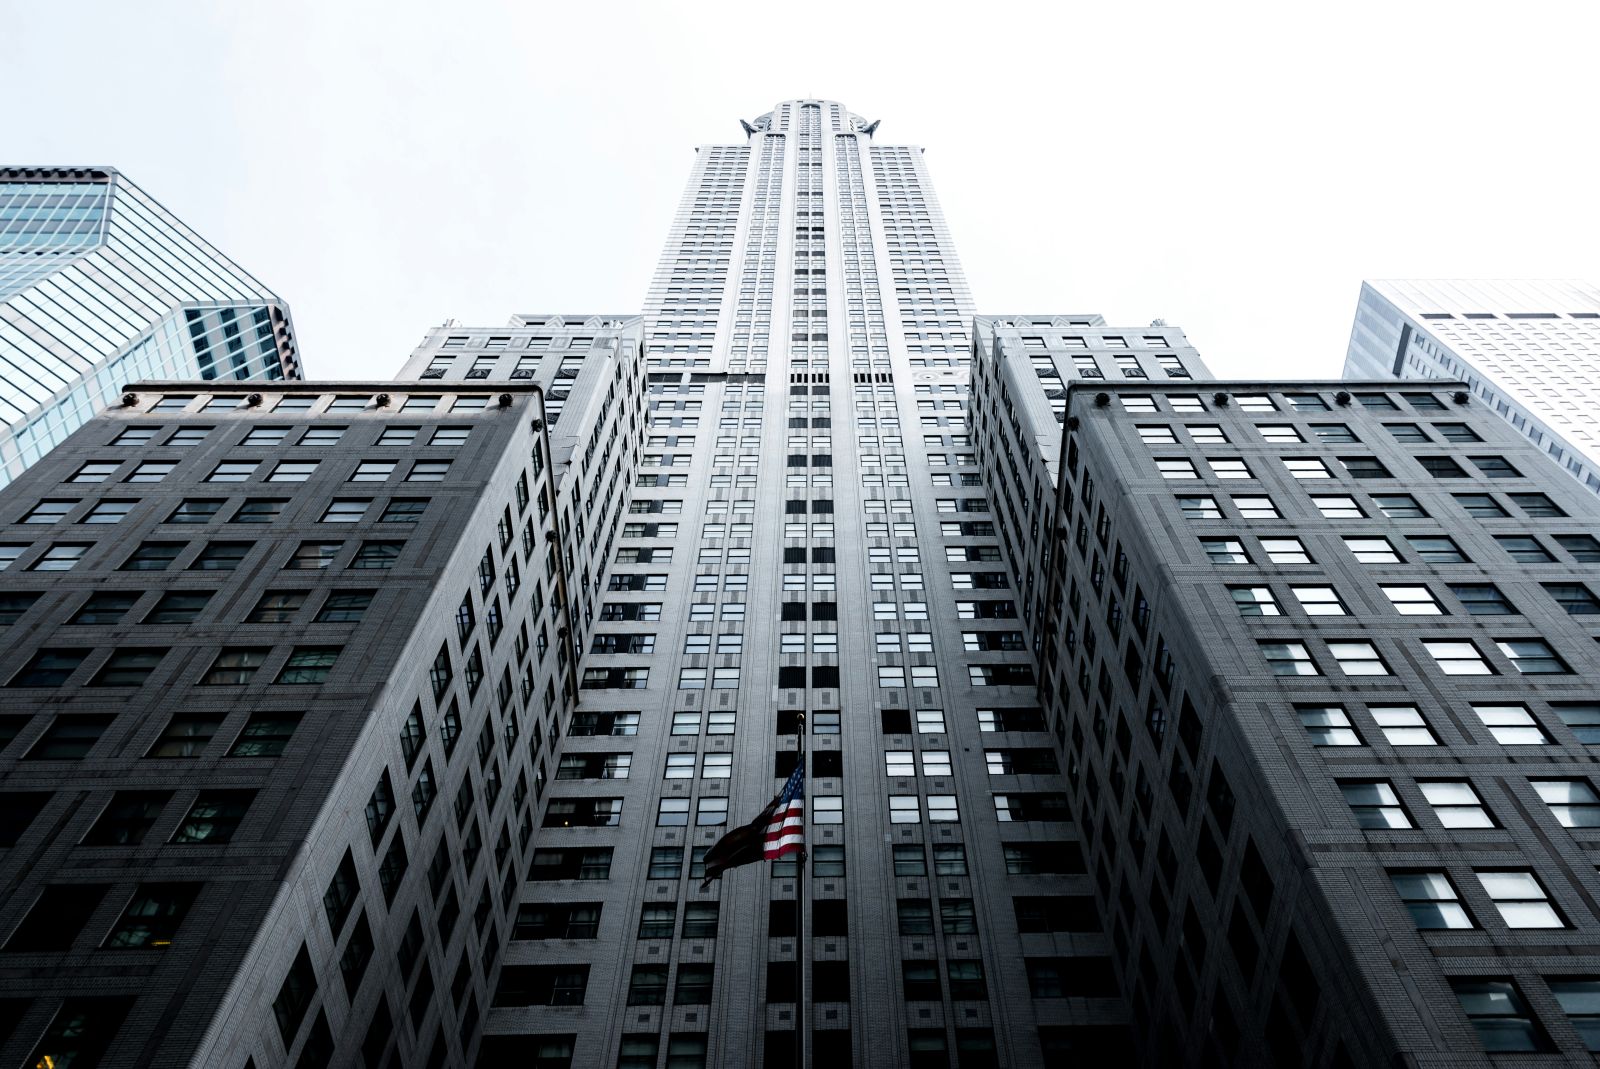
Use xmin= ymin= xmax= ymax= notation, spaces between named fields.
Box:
xmin=795 ymin=712 xmax=808 ymax=1069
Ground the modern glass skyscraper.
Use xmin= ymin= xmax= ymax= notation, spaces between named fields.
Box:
xmin=1344 ymin=279 xmax=1600 ymax=494
xmin=0 ymin=167 xmax=301 ymax=486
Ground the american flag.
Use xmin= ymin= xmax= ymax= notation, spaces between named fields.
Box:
xmin=764 ymin=762 xmax=806 ymax=860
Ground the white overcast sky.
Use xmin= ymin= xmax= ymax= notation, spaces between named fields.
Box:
xmin=7 ymin=0 xmax=1598 ymax=381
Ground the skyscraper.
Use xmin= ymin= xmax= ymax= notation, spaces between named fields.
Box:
xmin=1344 ymin=279 xmax=1600 ymax=494
xmin=4 ymin=101 xmax=1600 ymax=1069
xmin=0 ymin=167 xmax=301 ymax=487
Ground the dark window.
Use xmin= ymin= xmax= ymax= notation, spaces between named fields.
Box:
xmin=1409 ymin=536 xmax=1466 ymax=563
xmin=317 ymin=589 xmax=375 ymax=623
xmin=143 ymin=590 xmax=214 ymax=624
xmin=1470 ymin=456 xmax=1521 ymax=479
xmin=366 ymin=771 xmax=396 ymax=845
xmin=514 ymin=902 xmax=603 ymax=940
xmin=275 ymin=647 xmax=340 ymax=684
xmin=1025 ymin=956 xmax=1118 ymax=997
xmin=1557 ymin=534 xmax=1600 ymax=562
xmin=493 ymin=966 xmax=591 ymax=1007
xmin=272 ymin=947 xmax=319 ymax=1045
xmin=229 ymin=712 xmax=302 ymax=756
xmin=1510 ymin=493 xmax=1564 ymax=517
xmin=1014 ymin=895 xmax=1102 ymax=933
xmin=88 ymin=648 xmax=166 ymax=687
xmin=0 ymin=791 xmax=52 ymax=848
xmin=166 ymin=499 xmax=223 ymax=523
xmin=1451 ymin=978 xmax=1549 ymax=1052
xmin=102 ymin=882 xmax=200 ymax=948
xmin=189 ymin=541 xmax=252 ymax=571
xmin=199 ymin=647 xmax=269 ymax=685
xmin=4 ymin=884 xmax=111 ymax=951
xmin=339 ymin=913 xmax=374 ymax=998
xmin=23 ymin=998 xmax=134 ymax=1069
xmin=1545 ymin=583 xmax=1600 ymax=615
xmin=170 ymin=790 xmax=255 ymax=844
xmin=81 ymin=791 xmax=169 ymax=846
xmin=675 ymin=964 xmax=714 ymax=1005
xmin=1372 ymin=493 xmax=1426 ymax=518
xmin=323 ymin=850 xmax=361 ymax=937
xmin=1418 ymin=456 xmax=1467 ymax=478
xmin=69 ymin=592 xmax=140 ymax=625
xmin=245 ymin=590 xmax=306 ymax=623
xmin=1449 ymin=583 xmax=1515 ymax=615
xmin=120 ymin=541 xmax=183 ymax=571
xmin=1496 ymin=535 xmax=1554 ymax=563
xmin=350 ymin=541 xmax=403 ymax=569
xmin=1454 ymin=493 xmax=1508 ymax=518
xmin=146 ymin=713 xmax=223 ymax=758
xmin=232 ymin=498 xmax=289 ymax=523
xmin=378 ymin=835 xmax=408 ymax=903
xmin=25 ymin=714 xmax=113 ymax=759
xmin=10 ymin=649 xmax=89 ymax=688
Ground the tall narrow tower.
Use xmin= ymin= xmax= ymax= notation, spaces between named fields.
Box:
xmin=476 ymin=100 xmax=1123 ymax=1066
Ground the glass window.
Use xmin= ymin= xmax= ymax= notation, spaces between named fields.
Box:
xmin=1558 ymin=535 xmax=1600 ymax=562
xmin=1449 ymin=584 xmax=1515 ymax=615
xmin=1532 ymin=780 xmax=1600 ymax=828
xmin=1426 ymin=641 xmax=1493 ymax=676
xmin=1329 ymin=641 xmax=1387 ymax=675
xmin=266 ymin=461 xmax=318 ymax=483
xmin=408 ymin=461 xmax=452 ymax=482
xmin=1341 ymin=781 xmax=1410 ymax=828
xmin=1283 ymin=458 xmax=1331 ymax=480
xmin=1230 ymin=586 xmax=1279 ymax=616
xmin=1454 ymin=493 xmax=1508 ymax=518
xmin=206 ymin=461 xmax=257 ymax=483
xmin=1372 ymin=494 xmax=1426 ymax=518
xmin=1391 ymin=872 xmax=1472 ymax=929
xmin=1409 ymin=536 xmax=1466 ymax=564
xmin=1474 ymin=704 xmax=1550 ymax=745
xmin=1201 ymin=538 xmax=1248 ymax=564
xmin=1371 ymin=706 xmax=1437 ymax=746
xmin=1544 ymin=583 xmax=1600 ymax=615
xmin=1311 ymin=495 xmax=1364 ymax=518
xmin=1382 ymin=585 xmax=1443 ymax=615
xmin=320 ymin=499 xmax=370 ymax=523
xmin=1261 ymin=642 xmax=1317 ymax=675
xmin=1549 ymin=980 xmax=1600 ymax=1052
xmin=1261 ymin=537 xmax=1310 ymax=564
xmin=1477 ymin=871 xmax=1563 ymax=928
xmin=1496 ymin=639 xmax=1569 ymax=675
xmin=1451 ymin=979 xmax=1548 ymax=1052
xmin=1420 ymin=782 xmax=1494 ymax=828
xmin=1344 ymin=536 xmax=1397 ymax=564
xmin=1555 ymin=704 xmax=1600 ymax=745
xmin=165 ymin=499 xmax=220 ymax=524
xmin=1300 ymin=705 xmax=1359 ymax=746
xmin=1496 ymin=535 xmax=1553 ymax=563
xmin=32 ymin=544 xmax=89 ymax=571
xmin=1291 ymin=586 xmax=1347 ymax=616
xmin=231 ymin=498 xmax=287 ymax=523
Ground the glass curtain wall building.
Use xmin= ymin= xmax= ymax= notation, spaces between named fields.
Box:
xmin=1344 ymin=279 xmax=1600 ymax=494
xmin=0 ymin=167 xmax=301 ymax=487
